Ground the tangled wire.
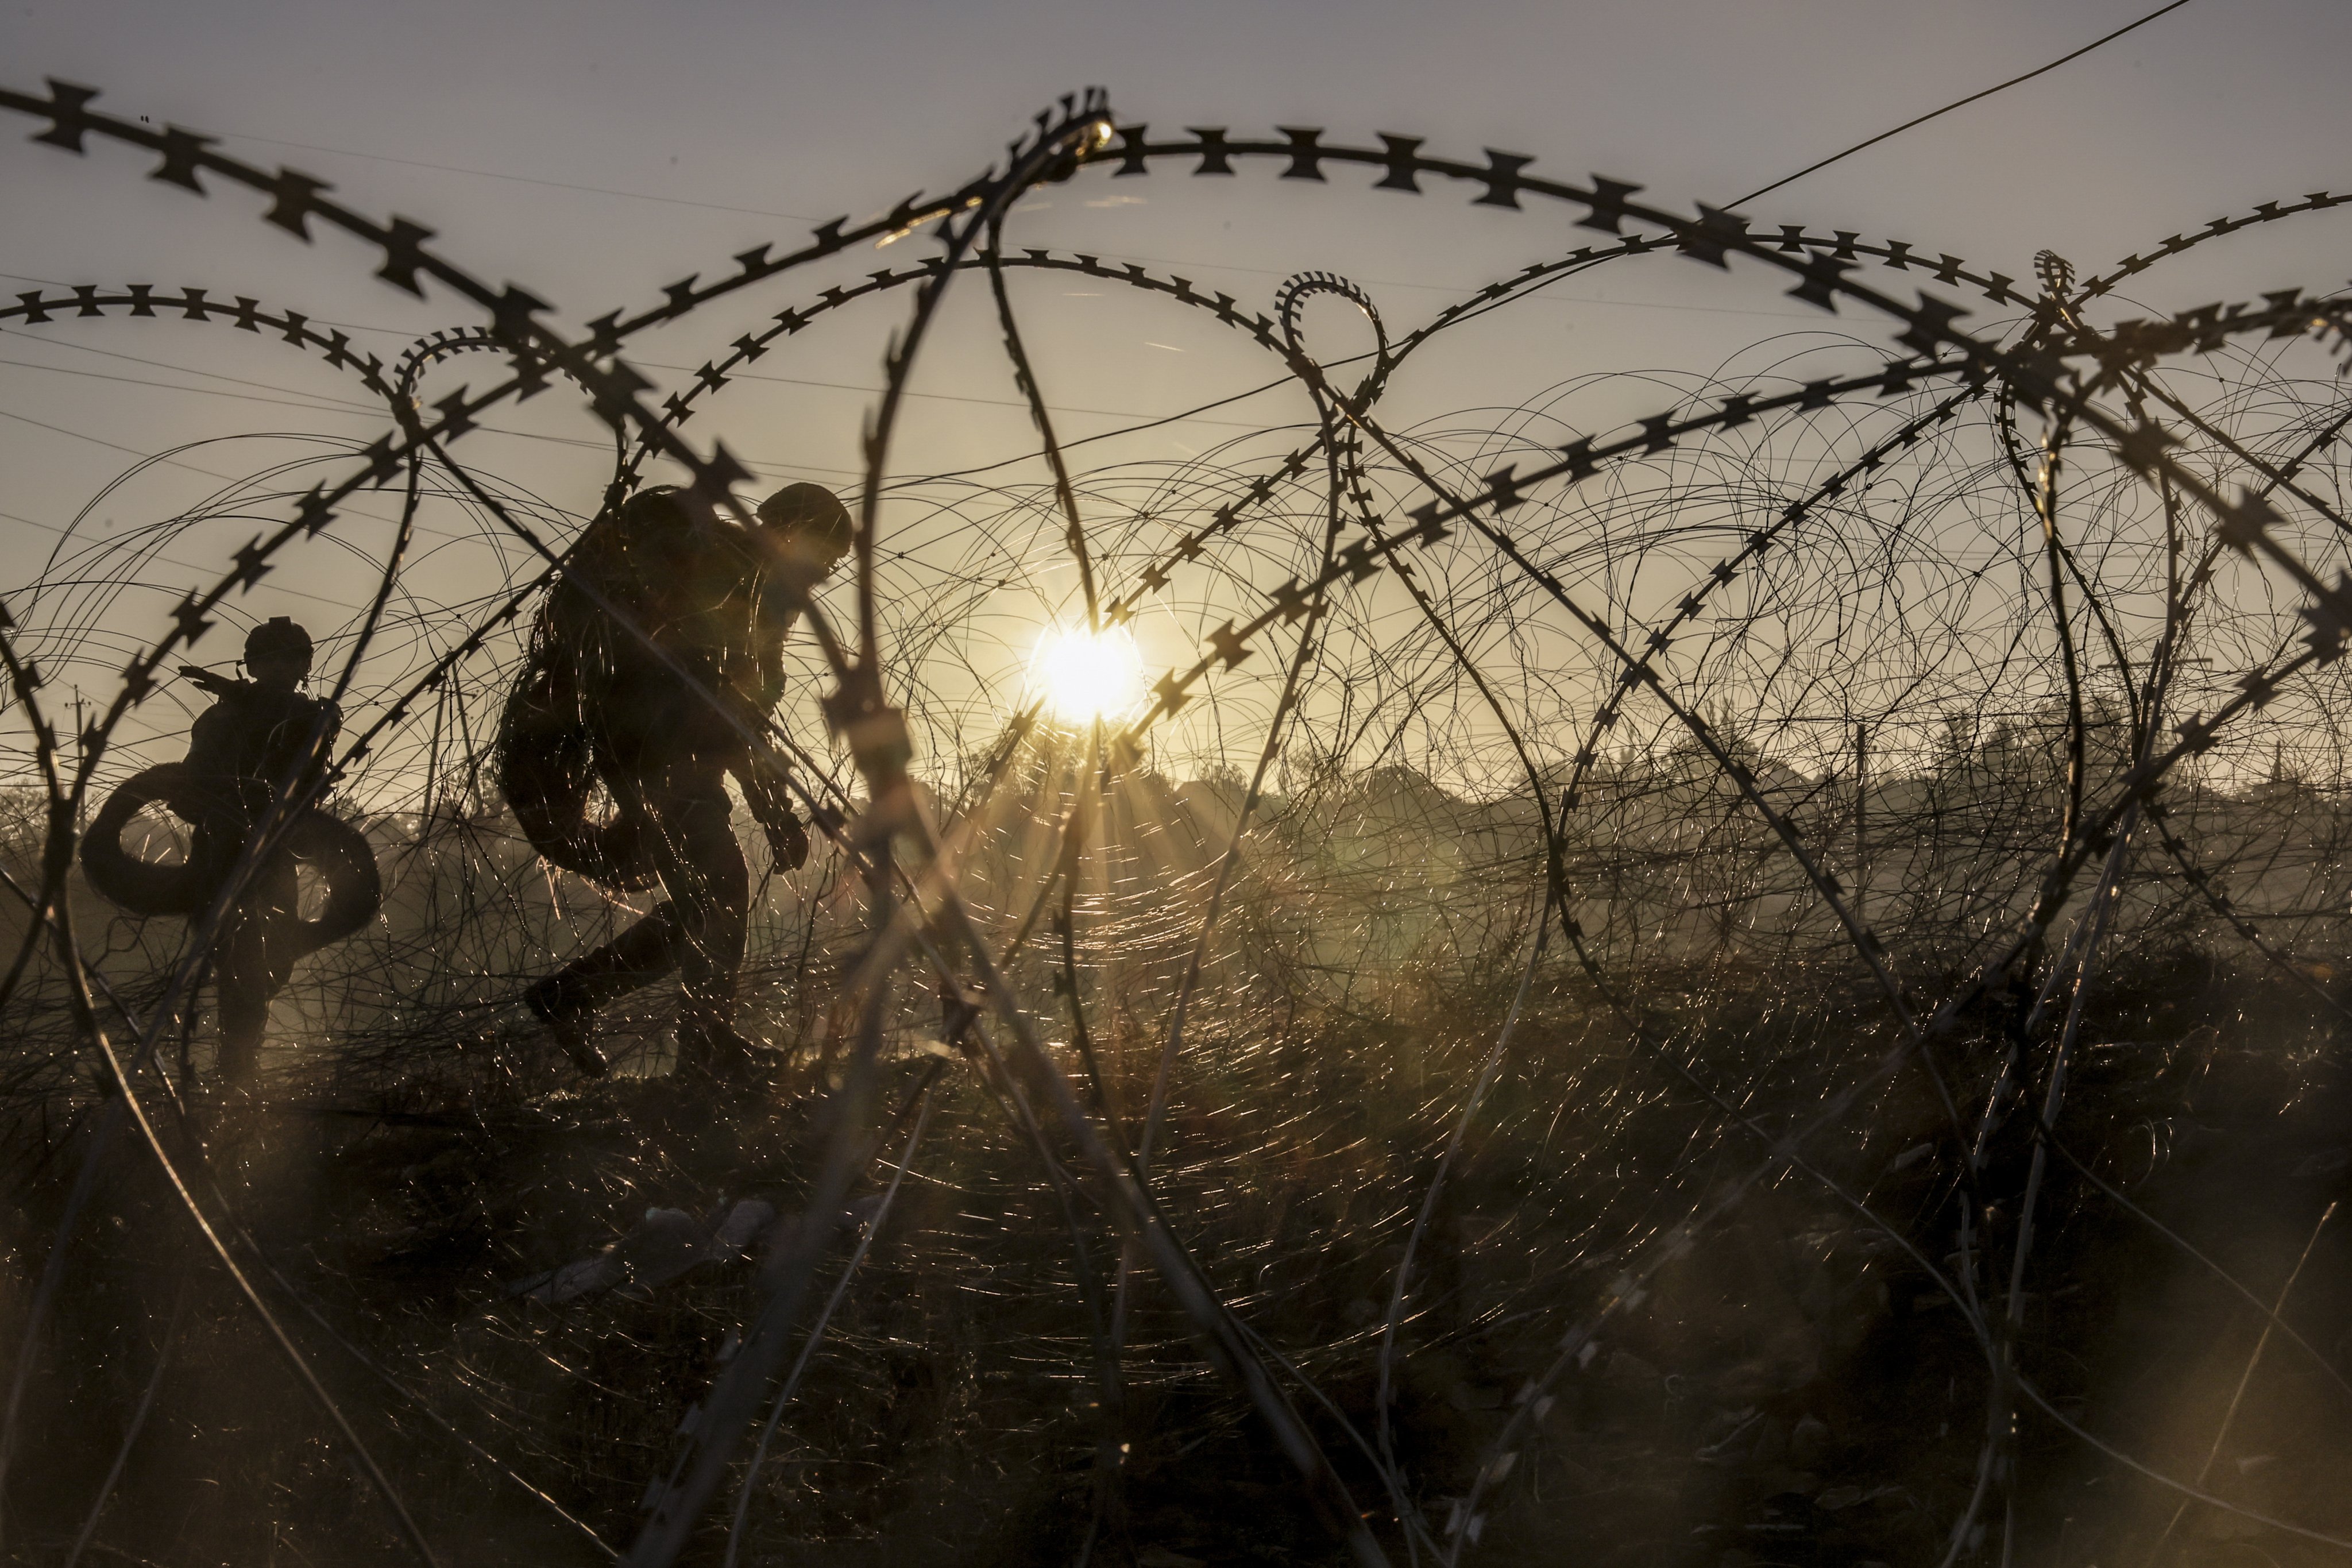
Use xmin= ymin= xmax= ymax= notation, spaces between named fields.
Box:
xmin=6 ymin=76 xmax=2352 ymax=1568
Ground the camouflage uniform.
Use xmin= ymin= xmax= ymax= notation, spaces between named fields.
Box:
xmin=526 ymin=486 xmax=825 ymax=1074
xmin=181 ymin=626 xmax=339 ymax=1077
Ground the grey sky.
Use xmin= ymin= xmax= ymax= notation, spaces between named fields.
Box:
xmin=7 ymin=1 xmax=2345 ymax=277
xmin=6 ymin=0 xmax=2341 ymax=470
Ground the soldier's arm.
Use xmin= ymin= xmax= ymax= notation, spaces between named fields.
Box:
xmin=733 ymin=752 xmax=810 ymax=870
xmin=299 ymin=700 xmax=342 ymax=800
xmin=735 ymin=752 xmax=796 ymax=832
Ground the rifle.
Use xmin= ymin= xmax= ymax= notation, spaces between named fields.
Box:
xmin=178 ymin=664 xmax=250 ymax=699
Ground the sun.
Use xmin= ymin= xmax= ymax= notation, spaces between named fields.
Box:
xmin=1029 ymin=623 xmax=1146 ymax=725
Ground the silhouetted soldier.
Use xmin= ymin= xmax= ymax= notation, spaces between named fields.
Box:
xmin=511 ymin=483 xmax=851 ymax=1080
xmin=180 ymin=617 xmax=341 ymax=1079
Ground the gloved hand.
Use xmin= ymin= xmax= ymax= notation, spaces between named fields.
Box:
xmin=764 ymin=812 xmax=810 ymax=871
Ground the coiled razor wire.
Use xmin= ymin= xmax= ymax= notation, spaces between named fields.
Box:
xmin=3 ymin=76 xmax=2352 ymax=1567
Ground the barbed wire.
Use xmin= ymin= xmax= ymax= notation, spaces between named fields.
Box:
xmin=5 ymin=74 xmax=2352 ymax=1568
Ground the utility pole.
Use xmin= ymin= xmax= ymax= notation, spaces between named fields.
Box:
xmin=71 ymin=689 xmax=88 ymax=836
xmin=1853 ymin=721 xmax=1868 ymax=930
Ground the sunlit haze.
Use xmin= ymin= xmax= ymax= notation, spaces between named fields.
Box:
xmin=1028 ymin=623 xmax=1146 ymax=725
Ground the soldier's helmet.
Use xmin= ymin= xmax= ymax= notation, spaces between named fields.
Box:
xmin=755 ymin=483 xmax=853 ymax=573
xmin=245 ymin=616 xmax=314 ymax=670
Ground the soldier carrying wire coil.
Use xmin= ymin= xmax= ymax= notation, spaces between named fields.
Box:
xmin=500 ymin=482 xmax=851 ymax=1082
xmin=80 ymin=616 xmax=381 ymax=1083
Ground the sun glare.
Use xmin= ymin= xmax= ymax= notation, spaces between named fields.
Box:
xmin=1029 ymin=624 xmax=1146 ymax=725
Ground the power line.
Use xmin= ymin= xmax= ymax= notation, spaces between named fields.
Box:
xmin=0 ymin=507 xmax=372 ymax=615
xmin=1 ymin=329 xmax=395 ymax=412
xmin=0 ymin=405 xmax=486 ymax=551
xmin=1727 ymin=0 xmax=2196 ymax=208
xmin=214 ymin=132 xmax=826 ymax=224
xmin=0 ymin=354 xmax=392 ymax=419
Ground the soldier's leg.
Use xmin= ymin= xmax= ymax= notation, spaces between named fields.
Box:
xmin=523 ymin=780 xmax=746 ymax=1077
xmin=213 ymin=920 xmax=270 ymax=1083
xmin=522 ymin=905 xmax=677 ymax=1076
xmin=211 ymin=852 xmax=298 ymax=1084
xmin=528 ymin=905 xmax=683 ymax=1017
xmin=662 ymin=792 xmax=752 ymax=1076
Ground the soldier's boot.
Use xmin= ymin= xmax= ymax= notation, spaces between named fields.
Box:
xmin=525 ymin=978 xmax=611 ymax=1077
xmin=674 ymin=1007 xmax=761 ymax=1086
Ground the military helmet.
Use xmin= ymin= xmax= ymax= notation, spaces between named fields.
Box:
xmin=244 ymin=616 xmax=314 ymax=667
xmin=755 ymin=483 xmax=853 ymax=555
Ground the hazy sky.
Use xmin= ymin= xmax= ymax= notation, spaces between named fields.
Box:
xmin=8 ymin=0 xmax=2346 ymax=277
xmin=9 ymin=0 xmax=2344 ymax=492
xmin=4 ymin=0 xmax=2349 ymax=782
